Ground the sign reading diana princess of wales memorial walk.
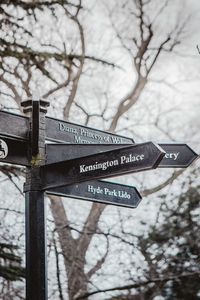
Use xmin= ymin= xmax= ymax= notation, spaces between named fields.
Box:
xmin=41 ymin=142 xmax=165 ymax=190
xmin=0 ymin=110 xmax=134 ymax=144
xmin=45 ymin=117 xmax=134 ymax=144
xmin=47 ymin=180 xmax=142 ymax=208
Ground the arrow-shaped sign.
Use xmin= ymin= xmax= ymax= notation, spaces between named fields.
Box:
xmin=41 ymin=142 xmax=165 ymax=190
xmin=0 ymin=110 xmax=134 ymax=144
xmin=45 ymin=117 xmax=134 ymax=144
xmin=47 ymin=180 xmax=142 ymax=208
xmin=158 ymin=144 xmax=198 ymax=167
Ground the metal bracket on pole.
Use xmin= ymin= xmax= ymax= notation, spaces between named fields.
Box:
xmin=21 ymin=99 xmax=49 ymax=300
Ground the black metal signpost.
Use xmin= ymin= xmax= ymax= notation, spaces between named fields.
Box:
xmin=22 ymin=100 xmax=49 ymax=300
xmin=0 ymin=101 xmax=199 ymax=300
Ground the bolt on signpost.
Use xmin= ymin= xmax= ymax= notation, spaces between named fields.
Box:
xmin=0 ymin=100 xmax=199 ymax=300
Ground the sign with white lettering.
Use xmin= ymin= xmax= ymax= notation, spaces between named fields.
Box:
xmin=41 ymin=142 xmax=165 ymax=190
xmin=47 ymin=180 xmax=142 ymax=208
xmin=0 ymin=111 xmax=134 ymax=145
xmin=45 ymin=117 xmax=134 ymax=144
xmin=158 ymin=144 xmax=198 ymax=167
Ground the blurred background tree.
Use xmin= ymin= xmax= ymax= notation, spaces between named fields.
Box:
xmin=0 ymin=0 xmax=199 ymax=299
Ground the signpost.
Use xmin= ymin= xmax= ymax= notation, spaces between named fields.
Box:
xmin=0 ymin=102 xmax=199 ymax=300
xmin=47 ymin=180 xmax=142 ymax=208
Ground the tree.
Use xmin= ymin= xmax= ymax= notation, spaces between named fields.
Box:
xmin=147 ymin=180 xmax=200 ymax=300
xmin=130 ymin=173 xmax=200 ymax=300
xmin=0 ymin=0 xmax=199 ymax=299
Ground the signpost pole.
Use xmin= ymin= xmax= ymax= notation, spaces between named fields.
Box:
xmin=25 ymin=189 xmax=46 ymax=300
xmin=22 ymin=99 xmax=49 ymax=300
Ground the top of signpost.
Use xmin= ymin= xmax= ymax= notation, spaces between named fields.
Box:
xmin=21 ymin=99 xmax=50 ymax=114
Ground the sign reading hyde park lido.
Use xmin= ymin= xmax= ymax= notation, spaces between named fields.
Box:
xmin=47 ymin=180 xmax=142 ymax=208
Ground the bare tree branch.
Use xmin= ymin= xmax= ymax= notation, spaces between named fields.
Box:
xmin=76 ymin=270 xmax=200 ymax=299
xmin=142 ymin=169 xmax=185 ymax=197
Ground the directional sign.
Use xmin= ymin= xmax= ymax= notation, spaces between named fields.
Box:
xmin=0 ymin=110 xmax=134 ymax=144
xmin=0 ymin=136 xmax=29 ymax=166
xmin=47 ymin=180 xmax=142 ymax=208
xmin=41 ymin=142 xmax=165 ymax=190
xmin=46 ymin=143 xmax=199 ymax=168
xmin=45 ymin=117 xmax=134 ymax=144
xmin=159 ymin=144 xmax=199 ymax=168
